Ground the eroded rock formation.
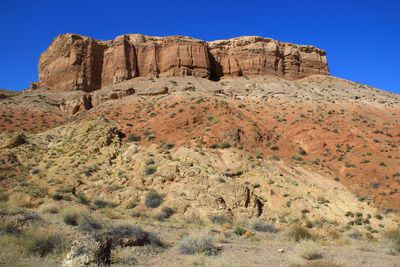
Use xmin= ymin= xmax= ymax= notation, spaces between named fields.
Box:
xmin=38 ymin=33 xmax=329 ymax=91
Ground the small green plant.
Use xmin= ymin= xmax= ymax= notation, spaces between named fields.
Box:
xmin=299 ymin=147 xmax=307 ymax=155
xmin=76 ymin=192 xmax=88 ymax=204
xmin=218 ymin=141 xmax=231 ymax=149
xmin=233 ymin=226 xmax=246 ymax=236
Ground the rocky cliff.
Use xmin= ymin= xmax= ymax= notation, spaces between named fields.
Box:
xmin=38 ymin=33 xmax=329 ymax=91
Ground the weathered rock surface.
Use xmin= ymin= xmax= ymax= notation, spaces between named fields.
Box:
xmin=38 ymin=34 xmax=329 ymax=91
xmin=208 ymin=36 xmax=328 ymax=80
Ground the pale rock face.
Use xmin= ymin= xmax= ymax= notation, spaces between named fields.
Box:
xmin=38 ymin=34 xmax=329 ymax=91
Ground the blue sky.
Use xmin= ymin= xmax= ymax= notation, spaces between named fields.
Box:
xmin=1 ymin=0 xmax=399 ymax=94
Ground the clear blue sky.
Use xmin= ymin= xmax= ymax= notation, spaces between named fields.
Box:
xmin=1 ymin=0 xmax=399 ymax=94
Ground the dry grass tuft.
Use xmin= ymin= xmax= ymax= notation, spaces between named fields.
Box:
xmin=295 ymin=240 xmax=323 ymax=260
xmin=288 ymin=225 xmax=312 ymax=242
xmin=39 ymin=203 xmax=59 ymax=214
xmin=380 ymin=228 xmax=400 ymax=255
xmin=179 ymin=234 xmax=214 ymax=255
xmin=249 ymin=219 xmax=277 ymax=232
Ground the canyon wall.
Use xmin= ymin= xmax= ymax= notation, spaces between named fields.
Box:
xmin=38 ymin=33 xmax=329 ymax=91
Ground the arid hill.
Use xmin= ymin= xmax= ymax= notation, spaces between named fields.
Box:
xmin=0 ymin=34 xmax=399 ymax=266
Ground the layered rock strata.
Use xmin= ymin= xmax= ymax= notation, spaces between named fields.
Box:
xmin=38 ymin=34 xmax=329 ymax=91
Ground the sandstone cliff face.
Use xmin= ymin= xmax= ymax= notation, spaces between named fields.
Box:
xmin=208 ymin=36 xmax=328 ymax=80
xmin=38 ymin=33 xmax=329 ymax=91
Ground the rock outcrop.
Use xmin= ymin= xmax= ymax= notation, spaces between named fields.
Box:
xmin=38 ymin=33 xmax=329 ymax=91
xmin=208 ymin=36 xmax=328 ymax=80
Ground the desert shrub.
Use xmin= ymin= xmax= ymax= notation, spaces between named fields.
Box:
xmin=40 ymin=204 xmax=59 ymax=214
xmin=218 ymin=141 xmax=231 ymax=149
xmin=271 ymin=154 xmax=280 ymax=161
xmin=51 ymin=192 xmax=63 ymax=201
xmin=295 ymin=240 xmax=322 ymax=260
xmin=0 ymin=192 xmax=9 ymax=202
xmin=299 ymin=147 xmax=307 ymax=155
xmin=127 ymin=133 xmax=141 ymax=142
xmin=292 ymin=154 xmax=303 ymax=161
xmin=348 ymin=229 xmax=362 ymax=240
xmin=179 ymin=234 xmax=214 ymax=255
xmin=210 ymin=214 xmax=231 ymax=225
xmin=125 ymin=199 xmax=138 ymax=209
xmin=344 ymin=211 xmax=354 ymax=217
xmin=145 ymin=159 xmax=155 ymax=165
xmin=0 ymin=221 xmax=20 ymax=235
xmin=78 ymin=214 xmax=102 ymax=232
xmin=288 ymin=225 xmax=311 ymax=242
xmin=63 ymin=210 xmax=79 ymax=226
xmin=233 ymin=226 xmax=246 ymax=236
xmin=145 ymin=191 xmax=163 ymax=208
xmin=94 ymin=225 xmax=162 ymax=264
xmin=76 ymin=192 xmax=88 ymax=204
xmin=130 ymin=211 xmax=148 ymax=218
xmin=25 ymin=231 xmax=64 ymax=257
xmin=301 ymin=259 xmax=345 ymax=267
xmin=144 ymin=165 xmax=156 ymax=176
xmin=156 ymin=207 xmax=174 ymax=221
xmin=93 ymin=199 xmax=114 ymax=209
xmin=380 ymin=228 xmax=400 ymax=255
xmin=250 ymin=220 xmax=277 ymax=232
xmin=185 ymin=214 xmax=204 ymax=226
xmin=162 ymin=142 xmax=174 ymax=150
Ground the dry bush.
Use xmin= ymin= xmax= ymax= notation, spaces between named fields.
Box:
xmin=39 ymin=203 xmax=59 ymax=214
xmin=0 ymin=227 xmax=66 ymax=259
xmin=145 ymin=191 xmax=163 ymax=208
xmin=92 ymin=199 xmax=115 ymax=209
xmin=111 ymin=246 xmax=138 ymax=265
xmin=156 ymin=206 xmax=174 ymax=221
xmin=93 ymin=224 xmax=163 ymax=265
xmin=78 ymin=213 xmax=103 ymax=232
xmin=25 ymin=231 xmax=64 ymax=257
xmin=288 ymin=225 xmax=312 ymax=242
xmin=301 ymin=259 xmax=345 ymax=267
xmin=62 ymin=210 xmax=79 ymax=226
xmin=184 ymin=214 xmax=205 ymax=226
xmin=249 ymin=219 xmax=277 ymax=232
xmin=179 ymin=234 xmax=214 ymax=255
xmin=0 ymin=192 xmax=9 ymax=202
xmin=295 ymin=240 xmax=323 ymax=260
xmin=380 ymin=228 xmax=400 ymax=255
xmin=210 ymin=214 xmax=232 ymax=225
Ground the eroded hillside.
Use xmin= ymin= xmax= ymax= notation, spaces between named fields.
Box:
xmin=1 ymin=73 xmax=400 ymax=266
